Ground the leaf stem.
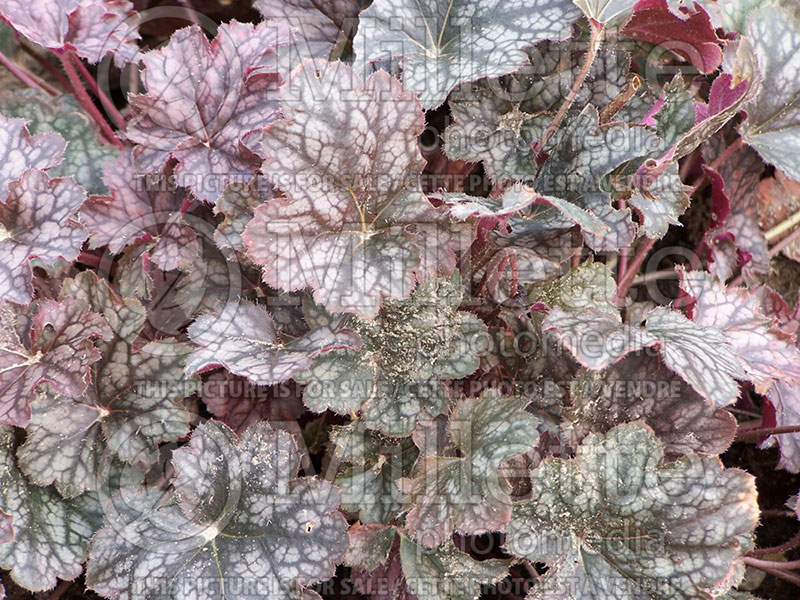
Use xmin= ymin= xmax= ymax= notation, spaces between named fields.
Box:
xmin=70 ymin=54 xmax=126 ymax=130
xmin=769 ymin=220 xmax=800 ymax=257
xmin=749 ymin=530 xmax=800 ymax=557
xmin=743 ymin=556 xmax=800 ymax=571
xmin=18 ymin=44 xmax=68 ymax=93
xmin=58 ymin=51 xmax=123 ymax=149
xmin=613 ymin=237 xmax=656 ymax=305
xmin=736 ymin=424 xmax=800 ymax=441
xmin=534 ymin=19 xmax=603 ymax=159
xmin=0 ymin=49 xmax=54 ymax=95
xmin=766 ymin=208 xmax=800 ymax=242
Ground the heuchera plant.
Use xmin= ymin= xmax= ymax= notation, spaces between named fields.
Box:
xmin=3 ymin=0 xmax=800 ymax=599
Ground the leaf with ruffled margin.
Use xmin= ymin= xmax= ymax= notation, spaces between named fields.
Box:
xmin=17 ymin=327 xmax=191 ymax=497
xmin=354 ymin=0 xmax=581 ymax=109
xmin=349 ymin=531 xmax=418 ymax=600
xmin=0 ymin=114 xmax=65 ymax=198
xmin=186 ymin=300 xmax=361 ymax=387
xmin=543 ymin=299 xmax=747 ymax=405
xmin=505 ymin=423 xmax=759 ymax=600
xmin=679 ymin=270 xmax=800 ymax=393
xmin=404 ymin=392 xmax=540 ymax=547
xmin=400 ymin=537 xmax=509 ymax=600
xmin=255 ymin=0 xmax=365 ymax=62
xmin=536 ymin=106 xmax=659 ymax=251
xmin=444 ymin=45 xmax=643 ymax=182
xmin=344 ymin=523 xmax=396 ymax=573
xmin=0 ymin=0 xmax=139 ymax=66
xmin=331 ymin=420 xmax=417 ymax=523
xmin=0 ymin=298 xmax=111 ymax=427
xmin=86 ymin=420 xmax=349 ymax=600
xmin=297 ymin=273 xmax=488 ymax=436
xmin=741 ymin=6 xmax=800 ymax=181
xmin=82 ymin=149 xmax=198 ymax=270
xmin=627 ymin=162 xmax=690 ymax=238
xmin=245 ymin=60 xmax=459 ymax=318
xmin=620 ymin=0 xmax=723 ymax=73
xmin=125 ymin=21 xmax=290 ymax=204
xmin=566 ymin=353 xmax=738 ymax=458
xmin=0 ymin=169 xmax=87 ymax=304
xmin=0 ymin=89 xmax=117 ymax=193
xmin=0 ymin=426 xmax=101 ymax=592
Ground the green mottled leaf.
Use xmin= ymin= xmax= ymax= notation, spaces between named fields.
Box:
xmin=445 ymin=45 xmax=645 ymax=182
xmin=343 ymin=523 xmax=396 ymax=572
xmin=0 ymin=89 xmax=117 ymax=193
xmin=297 ymin=273 xmax=489 ymax=435
xmin=0 ymin=426 xmax=101 ymax=592
xmin=17 ymin=337 xmax=191 ymax=498
xmin=405 ymin=392 xmax=540 ymax=547
xmin=740 ymin=6 xmax=800 ymax=179
xmin=399 ymin=537 xmax=509 ymax=600
xmin=355 ymin=0 xmax=581 ymax=109
xmin=331 ymin=420 xmax=417 ymax=523
xmin=506 ymin=423 xmax=759 ymax=600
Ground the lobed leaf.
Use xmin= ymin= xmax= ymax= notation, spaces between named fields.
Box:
xmin=125 ymin=21 xmax=290 ymax=203
xmin=244 ymin=60 xmax=460 ymax=317
xmin=404 ymin=392 xmax=541 ymax=547
xmin=354 ymin=0 xmax=581 ymax=109
xmin=0 ymin=89 xmax=117 ymax=193
xmin=740 ymin=6 xmax=800 ymax=181
xmin=0 ymin=298 xmax=110 ymax=427
xmin=506 ymin=423 xmax=759 ymax=600
xmin=185 ymin=300 xmax=362 ymax=387
xmin=400 ymin=537 xmax=509 ymax=600
xmin=0 ymin=114 xmax=65 ymax=198
xmin=86 ymin=420 xmax=349 ymax=600
xmin=81 ymin=149 xmax=198 ymax=270
xmin=0 ymin=426 xmax=101 ymax=592
xmin=0 ymin=169 xmax=87 ymax=304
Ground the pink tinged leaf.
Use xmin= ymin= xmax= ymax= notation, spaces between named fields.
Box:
xmin=644 ymin=307 xmax=744 ymax=407
xmin=0 ymin=0 xmax=80 ymax=49
xmin=185 ymin=300 xmax=362 ymax=386
xmin=0 ymin=115 xmax=66 ymax=199
xmin=81 ymin=149 xmax=198 ymax=270
xmin=0 ymin=169 xmax=87 ymax=305
xmin=0 ymin=0 xmax=139 ymax=65
xmin=679 ymin=270 xmax=800 ymax=393
xmin=68 ymin=0 xmax=141 ymax=66
xmin=254 ymin=0 xmax=364 ymax=61
xmin=621 ymin=0 xmax=723 ymax=73
xmin=244 ymin=60 xmax=456 ymax=317
xmin=125 ymin=21 xmax=291 ymax=203
xmin=762 ymin=380 xmax=800 ymax=472
xmin=0 ymin=298 xmax=111 ymax=427
xmin=543 ymin=307 xmax=659 ymax=370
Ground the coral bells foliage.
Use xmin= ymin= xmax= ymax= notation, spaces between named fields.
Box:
xmin=9 ymin=0 xmax=800 ymax=599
